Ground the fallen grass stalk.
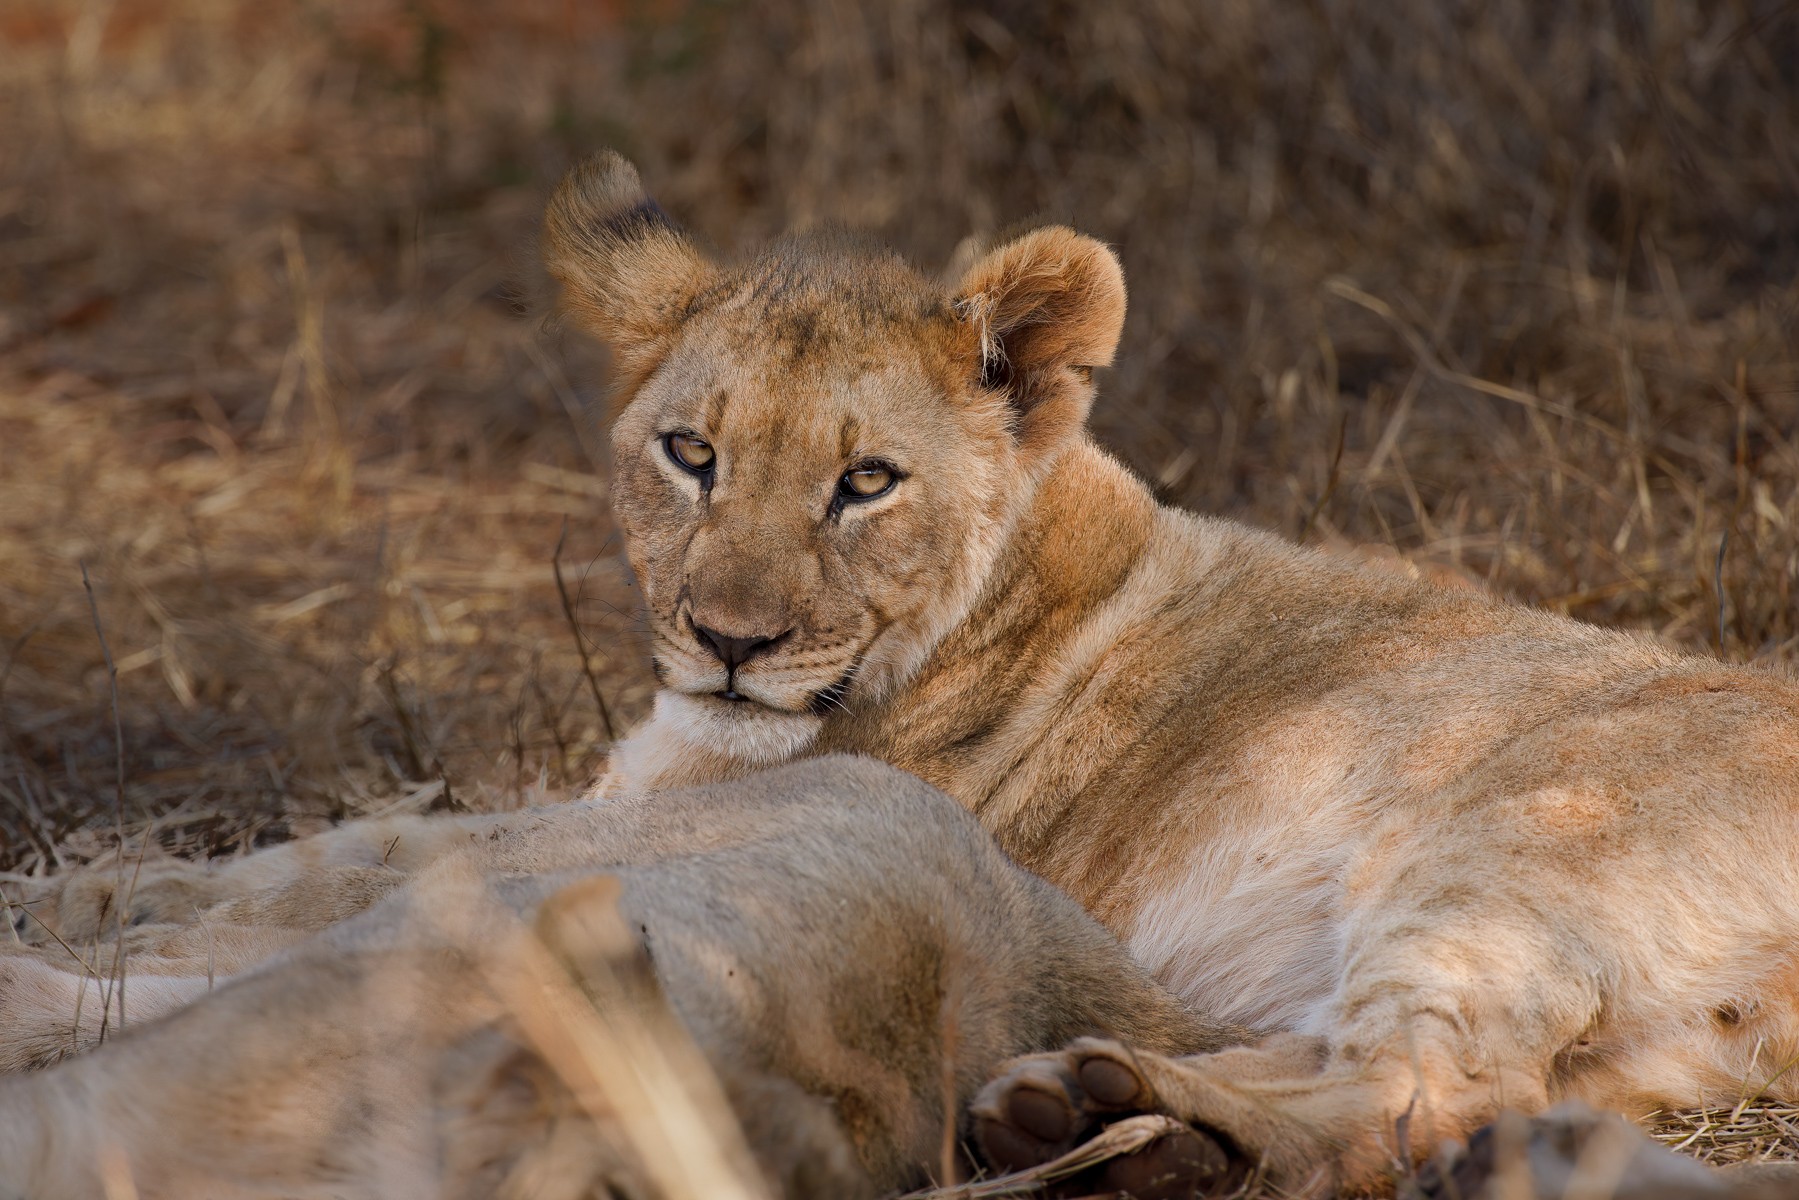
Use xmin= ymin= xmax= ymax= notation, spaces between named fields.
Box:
xmin=79 ymin=561 xmax=132 ymax=1038
xmin=495 ymin=878 xmax=768 ymax=1200
xmin=554 ymin=517 xmax=618 ymax=745
xmin=903 ymin=1115 xmax=1193 ymax=1199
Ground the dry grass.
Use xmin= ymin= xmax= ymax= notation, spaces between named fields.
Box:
xmin=903 ymin=1116 xmax=1229 ymax=1199
xmin=1649 ymin=1101 xmax=1799 ymax=1169
xmin=1 ymin=0 xmax=1796 ymax=1181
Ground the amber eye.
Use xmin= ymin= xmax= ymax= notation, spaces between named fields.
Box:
xmin=838 ymin=462 xmax=897 ymax=500
xmin=664 ymin=433 xmax=715 ymax=475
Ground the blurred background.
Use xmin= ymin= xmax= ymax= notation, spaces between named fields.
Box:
xmin=1 ymin=0 xmax=1795 ymax=875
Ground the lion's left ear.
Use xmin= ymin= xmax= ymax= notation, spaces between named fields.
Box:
xmin=953 ymin=227 xmax=1126 ymax=460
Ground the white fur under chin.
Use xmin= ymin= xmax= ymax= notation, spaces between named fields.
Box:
xmin=601 ymin=691 xmax=825 ymax=799
xmin=666 ymin=691 xmax=823 ymax=761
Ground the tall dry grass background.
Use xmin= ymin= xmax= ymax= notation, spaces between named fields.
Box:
xmin=0 ymin=0 xmax=1796 ymax=1017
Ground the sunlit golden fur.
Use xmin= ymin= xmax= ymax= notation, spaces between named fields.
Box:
xmin=539 ymin=155 xmax=1799 ymax=1194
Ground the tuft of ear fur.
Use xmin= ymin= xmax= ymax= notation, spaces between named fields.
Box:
xmin=542 ymin=152 xmax=718 ymax=392
xmin=953 ymin=227 xmax=1126 ymax=460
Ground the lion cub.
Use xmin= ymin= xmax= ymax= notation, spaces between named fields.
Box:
xmin=532 ymin=155 xmax=1799 ymax=1198
xmin=0 ymin=757 xmax=1227 ymax=1198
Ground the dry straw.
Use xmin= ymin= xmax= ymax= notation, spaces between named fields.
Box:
xmin=1649 ymin=1102 xmax=1799 ymax=1170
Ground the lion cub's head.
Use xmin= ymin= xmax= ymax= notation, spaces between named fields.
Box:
xmin=544 ymin=153 xmax=1125 ymax=763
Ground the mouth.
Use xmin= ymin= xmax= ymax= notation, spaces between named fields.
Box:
xmin=693 ymin=676 xmax=847 ymax=717
xmin=660 ymin=648 xmax=864 ymax=716
xmin=694 ymin=686 xmax=789 ymax=713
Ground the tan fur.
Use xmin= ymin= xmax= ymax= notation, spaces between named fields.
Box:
xmin=14 ymin=154 xmax=1799 ymax=1196
xmin=535 ymin=156 xmax=1799 ymax=1194
xmin=0 ymin=757 xmax=1224 ymax=1198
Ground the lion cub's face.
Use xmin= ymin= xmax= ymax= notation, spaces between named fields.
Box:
xmin=543 ymin=154 xmax=1126 ymax=762
xmin=608 ymin=280 xmax=1014 ymax=759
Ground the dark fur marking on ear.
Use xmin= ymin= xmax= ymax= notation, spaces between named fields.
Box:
xmin=592 ymin=198 xmax=679 ymax=246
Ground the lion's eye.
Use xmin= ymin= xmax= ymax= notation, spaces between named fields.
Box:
xmin=838 ymin=462 xmax=897 ymax=500
xmin=664 ymin=433 xmax=715 ymax=474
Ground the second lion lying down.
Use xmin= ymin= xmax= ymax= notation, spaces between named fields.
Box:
xmin=0 ymin=756 xmax=1230 ymax=1199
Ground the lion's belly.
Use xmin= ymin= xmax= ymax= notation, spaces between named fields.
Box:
xmin=1124 ymin=836 xmax=1350 ymax=1034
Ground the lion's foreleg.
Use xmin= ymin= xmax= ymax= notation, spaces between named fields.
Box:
xmin=973 ymin=906 xmax=1594 ymax=1197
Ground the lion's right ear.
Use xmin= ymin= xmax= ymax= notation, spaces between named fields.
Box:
xmin=952 ymin=227 xmax=1126 ymax=464
xmin=542 ymin=153 xmax=718 ymax=386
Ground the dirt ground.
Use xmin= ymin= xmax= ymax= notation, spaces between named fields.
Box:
xmin=1 ymin=0 xmax=1796 ymax=1170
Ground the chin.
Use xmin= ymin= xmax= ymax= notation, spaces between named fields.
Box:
xmin=658 ymin=690 xmax=824 ymax=765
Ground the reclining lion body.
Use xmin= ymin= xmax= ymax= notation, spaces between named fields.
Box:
xmin=0 ymin=757 xmax=1220 ymax=1198
xmin=838 ymin=436 xmax=1799 ymax=1102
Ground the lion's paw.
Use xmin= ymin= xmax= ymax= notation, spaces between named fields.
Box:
xmin=970 ymin=1038 xmax=1242 ymax=1200
xmin=20 ymin=856 xmax=226 ymax=945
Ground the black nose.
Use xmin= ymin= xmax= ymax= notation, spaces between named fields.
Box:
xmin=693 ymin=625 xmax=788 ymax=672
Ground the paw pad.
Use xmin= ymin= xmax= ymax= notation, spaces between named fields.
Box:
xmin=1007 ymin=1084 xmax=1079 ymax=1142
xmin=1078 ymin=1054 xmax=1146 ymax=1107
xmin=973 ymin=1044 xmax=1242 ymax=1199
